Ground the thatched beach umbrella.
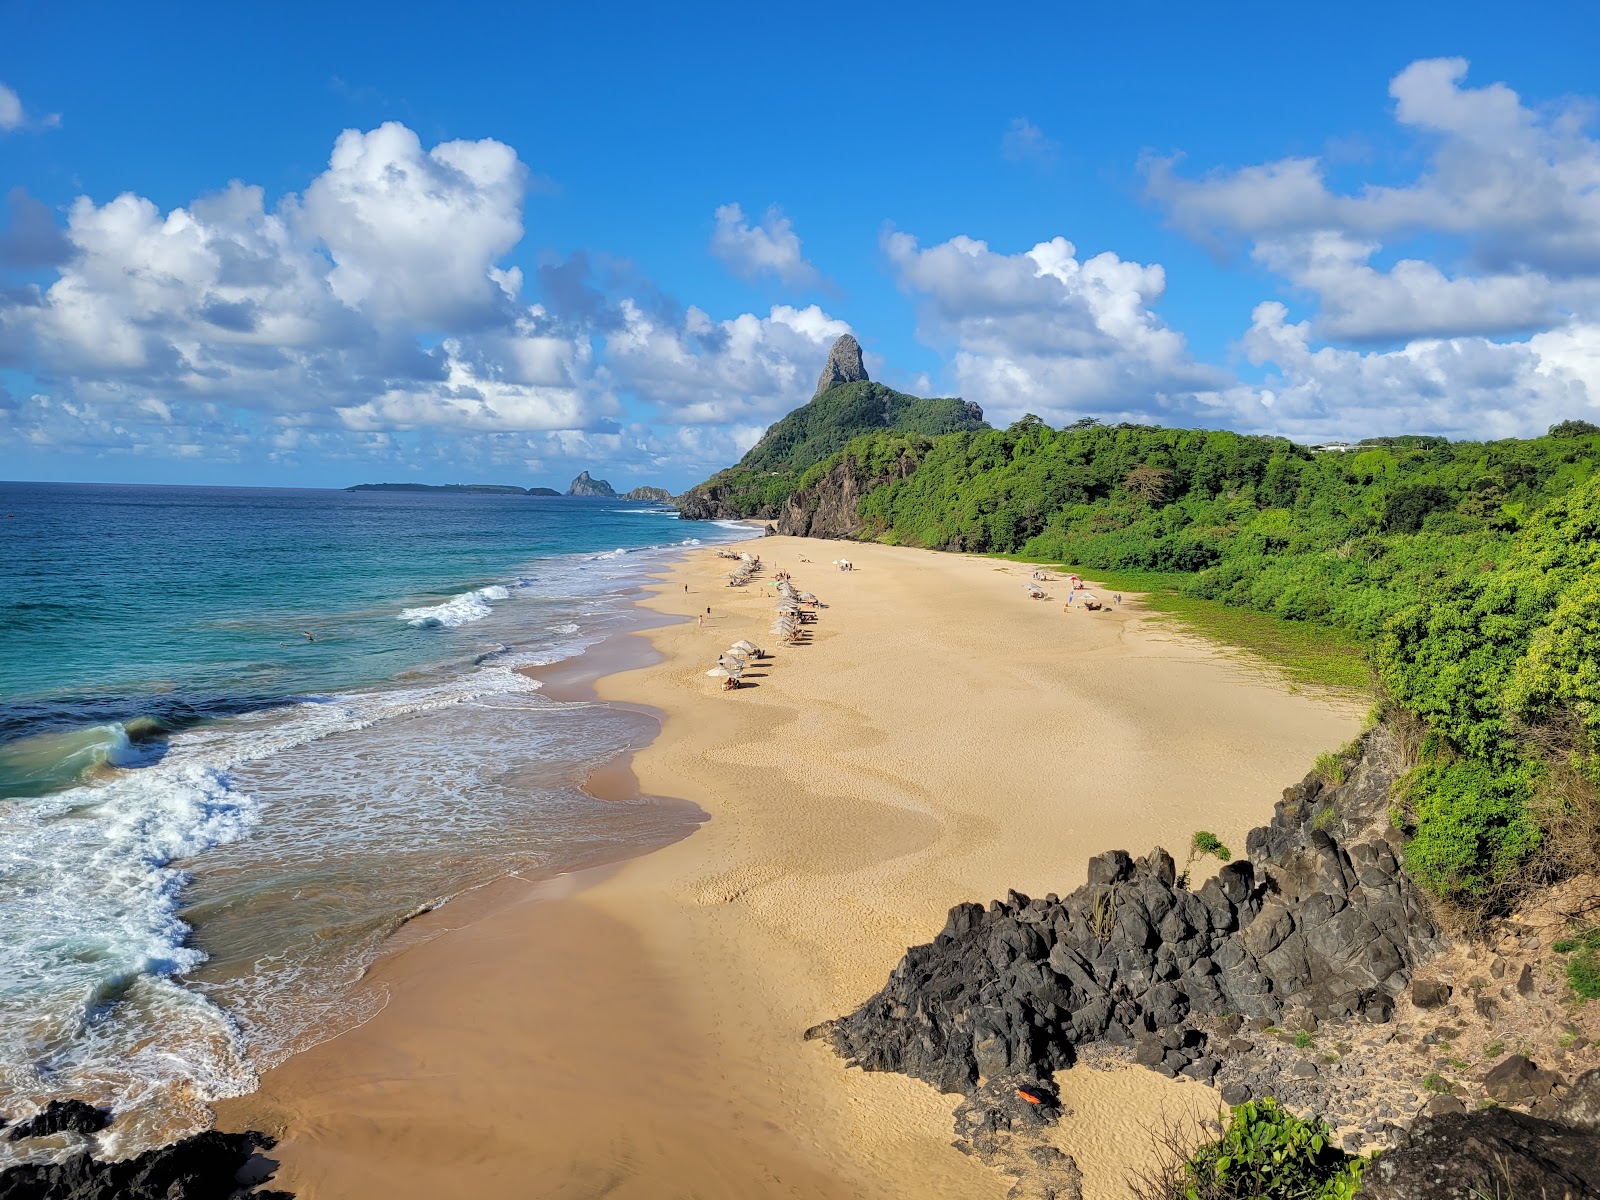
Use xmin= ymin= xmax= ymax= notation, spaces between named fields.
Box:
xmin=730 ymin=639 xmax=759 ymax=653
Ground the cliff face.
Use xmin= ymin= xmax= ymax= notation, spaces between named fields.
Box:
xmin=775 ymin=447 xmax=922 ymax=538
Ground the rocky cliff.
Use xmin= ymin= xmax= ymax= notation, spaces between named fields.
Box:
xmin=810 ymin=729 xmax=1443 ymax=1097
xmin=813 ymin=333 xmax=869 ymax=398
xmin=775 ymin=446 xmax=922 ymax=538
xmin=623 ymin=486 xmax=674 ymax=502
xmin=565 ymin=471 xmax=616 ymax=498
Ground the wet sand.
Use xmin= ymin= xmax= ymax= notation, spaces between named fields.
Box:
xmin=218 ymin=536 xmax=1364 ymax=1198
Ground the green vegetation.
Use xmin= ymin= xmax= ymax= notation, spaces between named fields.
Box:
xmin=1422 ymin=1073 xmax=1455 ymax=1094
xmin=1132 ymin=1099 xmax=1366 ymax=1200
xmin=768 ymin=414 xmax=1600 ymax=915
xmin=1294 ymin=1029 xmax=1315 ymax=1050
xmin=1191 ymin=831 xmax=1230 ymax=862
xmin=680 ymin=382 xmax=986 ymax=517
xmin=1556 ymin=930 xmax=1600 ymax=1000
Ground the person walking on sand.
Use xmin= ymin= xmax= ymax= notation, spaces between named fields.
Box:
xmin=706 ymin=606 xmax=711 ymax=615
xmin=1114 ymin=593 xmax=1122 ymax=606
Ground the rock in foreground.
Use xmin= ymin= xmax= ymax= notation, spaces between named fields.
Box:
xmin=1360 ymin=1070 xmax=1600 ymax=1198
xmin=0 ymin=1128 xmax=288 ymax=1200
xmin=810 ymin=730 xmax=1442 ymax=1094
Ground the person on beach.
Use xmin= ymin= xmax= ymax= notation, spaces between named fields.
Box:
xmin=1114 ymin=593 xmax=1122 ymax=606
xmin=706 ymin=606 xmax=711 ymax=615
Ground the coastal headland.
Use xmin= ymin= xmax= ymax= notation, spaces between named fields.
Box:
xmin=216 ymin=534 xmax=1363 ymax=1198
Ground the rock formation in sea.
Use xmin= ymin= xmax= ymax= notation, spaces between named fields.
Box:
xmin=565 ymin=471 xmax=616 ymax=498
xmin=623 ymin=486 xmax=675 ymax=502
xmin=813 ymin=333 xmax=868 ymax=398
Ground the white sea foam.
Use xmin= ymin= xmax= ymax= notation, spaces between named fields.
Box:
xmin=398 ymin=583 xmax=513 ymax=628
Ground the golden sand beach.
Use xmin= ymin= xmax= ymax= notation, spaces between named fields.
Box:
xmin=218 ymin=535 xmax=1364 ymax=1199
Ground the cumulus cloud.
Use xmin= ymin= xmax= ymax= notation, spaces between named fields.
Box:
xmin=1148 ymin=57 xmax=1600 ymax=340
xmin=884 ymin=229 xmax=1227 ymax=425
xmin=709 ymin=202 xmax=820 ymax=286
xmin=0 ymin=121 xmax=859 ymax=482
xmin=1126 ymin=57 xmax=1600 ymax=440
xmin=1001 ymin=118 xmax=1059 ymax=167
xmin=607 ymin=299 xmax=850 ymax=427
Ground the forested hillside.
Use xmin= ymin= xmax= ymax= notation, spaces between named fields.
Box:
xmin=786 ymin=415 xmax=1600 ymax=913
xmin=677 ymin=380 xmax=987 ymax=520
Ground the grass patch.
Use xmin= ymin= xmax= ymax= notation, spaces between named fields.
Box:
xmin=1570 ymin=952 xmax=1600 ymax=1001
xmin=1034 ymin=562 xmax=1371 ymax=692
xmin=1422 ymin=1073 xmax=1455 ymax=1094
xmin=1484 ymin=1039 xmax=1505 ymax=1058
xmin=1294 ymin=1029 xmax=1315 ymax=1049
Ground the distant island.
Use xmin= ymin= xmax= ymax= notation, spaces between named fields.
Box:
xmin=345 ymin=483 xmax=562 ymax=496
xmin=344 ymin=477 xmax=677 ymax=501
xmin=566 ymin=471 xmax=616 ymax=497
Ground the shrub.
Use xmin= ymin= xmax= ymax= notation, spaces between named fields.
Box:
xmin=1312 ymin=751 xmax=1348 ymax=786
xmin=1398 ymin=758 xmax=1542 ymax=902
xmin=1129 ymin=1099 xmax=1366 ymax=1200
xmin=1191 ymin=831 xmax=1230 ymax=862
xmin=1294 ymin=1030 xmax=1315 ymax=1049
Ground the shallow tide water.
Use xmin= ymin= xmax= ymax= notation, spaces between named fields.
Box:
xmin=0 ymin=483 xmax=742 ymax=1157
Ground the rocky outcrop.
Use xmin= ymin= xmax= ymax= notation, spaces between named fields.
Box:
xmin=623 ymin=486 xmax=674 ymax=503
xmin=565 ymin=471 xmax=616 ymax=498
xmin=6 ymin=1101 xmax=108 ymax=1142
xmin=775 ymin=447 xmax=919 ymax=538
xmin=810 ymin=729 xmax=1443 ymax=1095
xmin=813 ymin=334 xmax=868 ymax=398
xmin=1359 ymin=1069 xmax=1600 ymax=1198
xmin=0 ymin=1126 xmax=289 ymax=1199
xmin=678 ymin=483 xmax=752 ymax=521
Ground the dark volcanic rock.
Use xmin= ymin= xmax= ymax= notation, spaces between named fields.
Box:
xmin=6 ymin=1101 xmax=109 ymax=1142
xmin=813 ymin=334 xmax=869 ymax=398
xmin=1410 ymin=978 xmax=1451 ymax=1009
xmin=812 ymin=729 xmax=1444 ymax=1098
xmin=1360 ymin=1074 xmax=1600 ymax=1199
xmin=1482 ymin=1055 xmax=1564 ymax=1105
xmin=0 ymin=1128 xmax=287 ymax=1199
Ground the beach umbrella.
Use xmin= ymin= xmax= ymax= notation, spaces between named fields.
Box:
xmin=799 ymin=592 xmax=817 ymax=602
xmin=730 ymin=639 xmax=759 ymax=653
xmin=706 ymin=667 xmax=737 ymax=678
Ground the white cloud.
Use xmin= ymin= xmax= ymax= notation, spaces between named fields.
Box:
xmin=1001 ymin=118 xmax=1059 ymax=167
xmin=296 ymin=122 xmax=527 ymax=327
xmin=1149 ymin=57 xmax=1600 ymax=340
xmin=884 ymin=230 xmax=1227 ymax=425
xmin=0 ymin=84 xmax=23 ymax=132
xmin=606 ymin=299 xmax=850 ymax=426
xmin=709 ymin=202 xmax=819 ymax=286
xmin=0 ymin=82 xmax=59 ymax=132
xmin=1223 ymin=302 xmax=1600 ymax=441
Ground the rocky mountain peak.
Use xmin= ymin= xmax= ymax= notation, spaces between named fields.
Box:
xmin=566 ymin=471 xmax=616 ymax=497
xmin=813 ymin=334 xmax=869 ymax=398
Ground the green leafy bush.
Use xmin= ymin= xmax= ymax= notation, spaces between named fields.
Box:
xmin=1133 ymin=1099 xmax=1365 ymax=1200
xmin=1191 ymin=831 xmax=1230 ymax=862
xmin=1397 ymin=757 xmax=1543 ymax=900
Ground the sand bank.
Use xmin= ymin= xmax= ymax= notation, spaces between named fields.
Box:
xmin=218 ymin=536 xmax=1364 ymax=1198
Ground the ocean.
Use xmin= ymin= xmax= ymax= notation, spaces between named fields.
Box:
xmin=0 ymin=482 xmax=743 ymax=1156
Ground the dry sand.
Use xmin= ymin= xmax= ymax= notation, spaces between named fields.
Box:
xmin=218 ymin=535 xmax=1364 ymax=1199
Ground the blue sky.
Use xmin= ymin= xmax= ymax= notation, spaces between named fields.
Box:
xmin=3 ymin=1 xmax=1599 ymax=490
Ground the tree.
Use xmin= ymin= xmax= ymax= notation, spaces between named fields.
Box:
xmin=1123 ymin=464 xmax=1174 ymax=505
xmin=1549 ymin=420 xmax=1600 ymax=438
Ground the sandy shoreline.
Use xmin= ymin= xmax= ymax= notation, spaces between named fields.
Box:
xmin=217 ymin=535 xmax=1363 ymax=1199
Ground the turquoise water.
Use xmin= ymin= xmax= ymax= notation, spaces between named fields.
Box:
xmin=0 ymin=483 xmax=742 ymax=1153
